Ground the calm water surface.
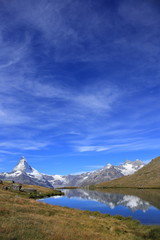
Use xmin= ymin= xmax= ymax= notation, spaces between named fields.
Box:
xmin=38 ymin=189 xmax=160 ymax=225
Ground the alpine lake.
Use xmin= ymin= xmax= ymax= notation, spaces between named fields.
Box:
xmin=38 ymin=188 xmax=160 ymax=225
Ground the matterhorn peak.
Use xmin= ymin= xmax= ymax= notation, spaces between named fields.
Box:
xmin=13 ymin=156 xmax=33 ymax=173
xmin=104 ymin=163 xmax=112 ymax=169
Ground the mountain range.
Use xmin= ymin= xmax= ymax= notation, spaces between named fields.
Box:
xmin=97 ymin=156 xmax=160 ymax=188
xmin=0 ymin=156 xmax=145 ymax=188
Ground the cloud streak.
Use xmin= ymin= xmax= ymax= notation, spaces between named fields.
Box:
xmin=77 ymin=146 xmax=109 ymax=153
xmin=0 ymin=140 xmax=50 ymax=150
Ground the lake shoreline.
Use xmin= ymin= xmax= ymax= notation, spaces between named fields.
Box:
xmin=40 ymin=188 xmax=160 ymax=225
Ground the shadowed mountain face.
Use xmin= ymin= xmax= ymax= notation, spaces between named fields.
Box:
xmin=97 ymin=156 xmax=160 ymax=189
xmin=0 ymin=157 xmax=145 ymax=188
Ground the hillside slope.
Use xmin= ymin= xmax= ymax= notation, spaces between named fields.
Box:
xmin=96 ymin=156 xmax=160 ymax=189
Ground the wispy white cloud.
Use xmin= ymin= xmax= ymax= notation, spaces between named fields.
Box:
xmin=20 ymin=79 xmax=120 ymax=114
xmin=0 ymin=150 xmax=20 ymax=155
xmin=0 ymin=72 xmax=121 ymax=131
xmin=74 ymin=132 xmax=160 ymax=154
xmin=77 ymin=146 xmax=109 ymax=153
xmin=1 ymin=0 xmax=160 ymax=69
xmin=0 ymin=107 xmax=31 ymax=126
xmin=2 ymin=0 xmax=155 ymax=64
xmin=0 ymin=26 xmax=31 ymax=69
xmin=118 ymin=0 xmax=160 ymax=27
xmin=0 ymin=140 xmax=50 ymax=150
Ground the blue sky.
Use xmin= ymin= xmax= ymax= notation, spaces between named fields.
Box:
xmin=0 ymin=0 xmax=160 ymax=175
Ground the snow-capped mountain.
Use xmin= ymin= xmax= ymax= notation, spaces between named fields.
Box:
xmin=0 ymin=157 xmax=52 ymax=187
xmin=116 ymin=160 xmax=145 ymax=176
xmin=76 ymin=163 xmax=123 ymax=186
xmin=71 ymin=160 xmax=145 ymax=187
xmin=0 ymin=157 xmax=145 ymax=188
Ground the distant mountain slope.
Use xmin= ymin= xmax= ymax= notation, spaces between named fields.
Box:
xmin=0 ymin=156 xmax=145 ymax=188
xmin=96 ymin=156 xmax=160 ymax=189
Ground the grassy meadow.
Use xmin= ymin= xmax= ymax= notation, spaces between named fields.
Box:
xmin=0 ymin=183 xmax=160 ymax=240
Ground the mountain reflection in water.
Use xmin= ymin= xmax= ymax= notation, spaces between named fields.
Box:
xmin=61 ymin=189 xmax=150 ymax=212
xmin=39 ymin=188 xmax=160 ymax=225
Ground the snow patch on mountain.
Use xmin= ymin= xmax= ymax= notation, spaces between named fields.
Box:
xmin=116 ymin=159 xmax=145 ymax=176
xmin=104 ymin=163 xmax=112 ymax=169
xmin=52 ymin=175 xmax=65 ymax=181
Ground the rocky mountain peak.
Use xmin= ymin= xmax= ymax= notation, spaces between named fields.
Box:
xmin=13 ymin=156 xmax=33 ymax=173
xmin=104 ymin=163 xmax=112 ymax=169
xmin=117 ymin=159 xmax=145 ymax=176
xmin=133 ymin=159 xmax=144 ymax=165
xmin=124 ymin=160 xmax=132 ymax=164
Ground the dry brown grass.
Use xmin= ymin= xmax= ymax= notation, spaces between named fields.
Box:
xmin=0 ymin=187 xmax=160 ymax=240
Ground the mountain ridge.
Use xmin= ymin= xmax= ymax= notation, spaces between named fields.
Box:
xmin=0 ymin=156 xmax=145 ymax=188
xmin=96 ymin=156 xmax=160 ymax=189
